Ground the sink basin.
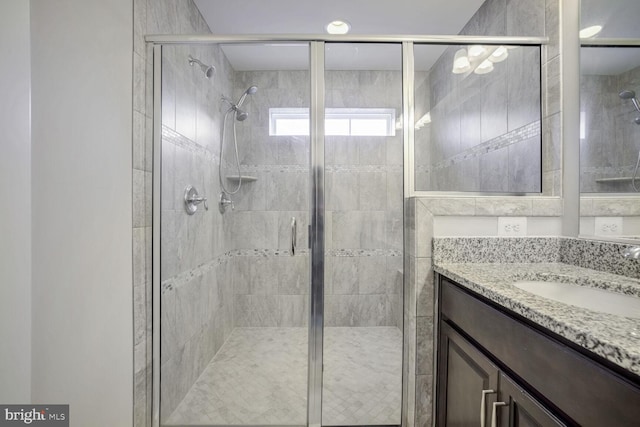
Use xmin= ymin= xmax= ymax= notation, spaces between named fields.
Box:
xmin=512 ymin=281 xmax=640 ymax=319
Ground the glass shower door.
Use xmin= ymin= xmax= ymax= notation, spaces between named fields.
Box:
xmin=322 ymin=43 xmax=404 ymax=426
xmin=158 ymin=42 xmax=311 ymax=426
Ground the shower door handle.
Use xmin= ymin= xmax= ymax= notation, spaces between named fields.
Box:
xmin=291 ymin=217 xmax=297 ymax=256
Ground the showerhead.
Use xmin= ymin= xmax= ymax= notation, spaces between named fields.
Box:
xmin=188 ymin=55 xmax=216 ymax=79
xmin=235 ymin=109 xmax=249 ymax=121
xmin=635 ymin=117 xmax=640 ymax=125
xmin=620 ymin=89 xmax=640 ymax=113
xmin=620 ymin=90 xmax=636 ymax=99
xmin=236 ymin=85 xmax=258 ymax=108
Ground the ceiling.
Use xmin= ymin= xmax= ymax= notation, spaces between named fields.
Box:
xmin=193 ymin=0 xmax=485 ymax=71
xmin=580 ymin=0 xmax=640 ymax=76
xmin=193 ymin=0 xmax=640 ymax=75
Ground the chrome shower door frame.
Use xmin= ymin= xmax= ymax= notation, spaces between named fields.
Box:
xmin=308 ymin=41 xmax=325 ymax=427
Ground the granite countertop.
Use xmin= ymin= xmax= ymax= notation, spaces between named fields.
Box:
xmin=434 ymin=262 xmax=640 ymax=377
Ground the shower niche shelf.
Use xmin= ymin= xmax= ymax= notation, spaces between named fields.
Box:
xmin=226 ymin=175 xmax=258 ymax=182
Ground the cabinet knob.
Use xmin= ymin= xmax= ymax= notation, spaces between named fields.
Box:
xmin=491 ymin=401 xmax=508 ymax=427
xmin=480 ymin=389 xmax=496 ymax=427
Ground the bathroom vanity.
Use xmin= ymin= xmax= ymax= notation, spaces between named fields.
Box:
xmin=433 ymin=246 xmax=640 ymax=427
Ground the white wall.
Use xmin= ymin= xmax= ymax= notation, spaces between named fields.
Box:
xmin=0 ymin=0 xmax=32 ymax=403
xmin=30 ymin=1 xmax=133 ymax=425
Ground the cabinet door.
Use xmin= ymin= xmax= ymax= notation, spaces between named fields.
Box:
xmin=495 ymin=373 xmax=566 ymax=427
xmin=437 ymin=322 xmax=499 ymax=427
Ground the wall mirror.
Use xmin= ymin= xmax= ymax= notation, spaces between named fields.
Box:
xmin=579 ymin=0 xmax=640 ymax=241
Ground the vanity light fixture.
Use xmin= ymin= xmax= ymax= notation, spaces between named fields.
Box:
xmin=326 ymin=20 xmax=351 ymax=34
xmin=450 ymin=45 xmax=512 ymax=75
xmin=580 ymin=25 xmax=602 ymax=39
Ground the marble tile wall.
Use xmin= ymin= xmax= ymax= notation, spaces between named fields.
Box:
xmin=132 ymin=0 xmax=234 ymax=424
xmin=228 ymin=69 xmax=404 ymax=328
xmin=580 ymin=61 xmax=640 ymax=193
xmin=159 ymin=41 xmax=238 ymax=422
xmin=222 ymin=70 xmax=313 ymax=328
xmin=325 ymin=70 xmax=404 ymax=329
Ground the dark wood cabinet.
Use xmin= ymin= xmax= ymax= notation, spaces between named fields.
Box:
xmin=436 ymin=275 xmax=640 ymax=427
xmin=438 ymin=322 xmax=563 ymax=427
xmin=497 ymin=373 xmax=563 ymax=427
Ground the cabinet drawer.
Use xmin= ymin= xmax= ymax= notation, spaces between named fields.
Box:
xmin=440 ymin=276 xmax=640 ymax=427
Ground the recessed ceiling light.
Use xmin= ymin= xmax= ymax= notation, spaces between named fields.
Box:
xmin=580 ymin=25 xmax=602 ymax=39
xmin=326 ymin=20 xmax=351 ymax=35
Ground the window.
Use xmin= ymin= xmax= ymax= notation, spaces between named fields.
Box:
xmin=269 ymin=108 xmax=396 ymax=136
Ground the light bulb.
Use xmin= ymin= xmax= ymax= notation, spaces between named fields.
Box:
xmin=580 ymin=25 xmax=602 ymax=39
xmin=489 ymin=46 xmax=508 ymax=63
xmin=468 ymin=45 xmax=486 ymax=58
xmin=452 ymin=48 xmax=471 ymax=74
xmin=474 ymin=59 xmax=494 ymax=75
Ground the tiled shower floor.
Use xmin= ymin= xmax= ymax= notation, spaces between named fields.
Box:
xmin=164 ymin=327 xmax=402 ymax=426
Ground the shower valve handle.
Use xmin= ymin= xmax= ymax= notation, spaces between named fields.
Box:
xmin=189 ymin=195 xmax=208 ymax=209
xmin=184 ymin=186 xmax=207 ymax=215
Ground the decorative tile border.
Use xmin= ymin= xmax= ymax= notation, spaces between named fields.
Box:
xmin=162 ymin=126 xmax=216 ymax=162
xmin=327 ymin=165 xmax=403 ymax=173
xmin=415 ymin=121 xmax=541 ymax=173
xmin=238 ymin=164 xmax=309 ymax=173
xmin=328 ymin=249 xmax=402 ymax=257
xmin=161 ymin=248 xmax=311 ymax=293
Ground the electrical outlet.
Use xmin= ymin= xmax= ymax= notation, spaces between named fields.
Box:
xmin=498 ymin=217 xmax=527 ymax=236
xmin=594 ymin=217 xmax=622 ymax=236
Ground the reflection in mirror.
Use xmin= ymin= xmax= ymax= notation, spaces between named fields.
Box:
xmin=413 ymin=44 xmax=542 ymax=193
xmin=580 ymin=0 xmax=640 ymax=39
xmin=579 ymin=47 xmax=640 ymax=240
xmin=580 ymin=47 xmax=640 ymax=193
xmin=579 ymin=0 xmax=640 ymax=241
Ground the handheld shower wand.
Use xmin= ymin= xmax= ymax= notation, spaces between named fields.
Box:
xmin=218 ymin=85 xmax=259 ymax=212
xmin=222 ymin=85 xmax=258 ymax=122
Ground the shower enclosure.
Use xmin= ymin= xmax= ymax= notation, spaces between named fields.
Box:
xmin=150 ymin=35 xmax=544 ymax=427
xmin=155 ymin=40 xmax=404 ymax=427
